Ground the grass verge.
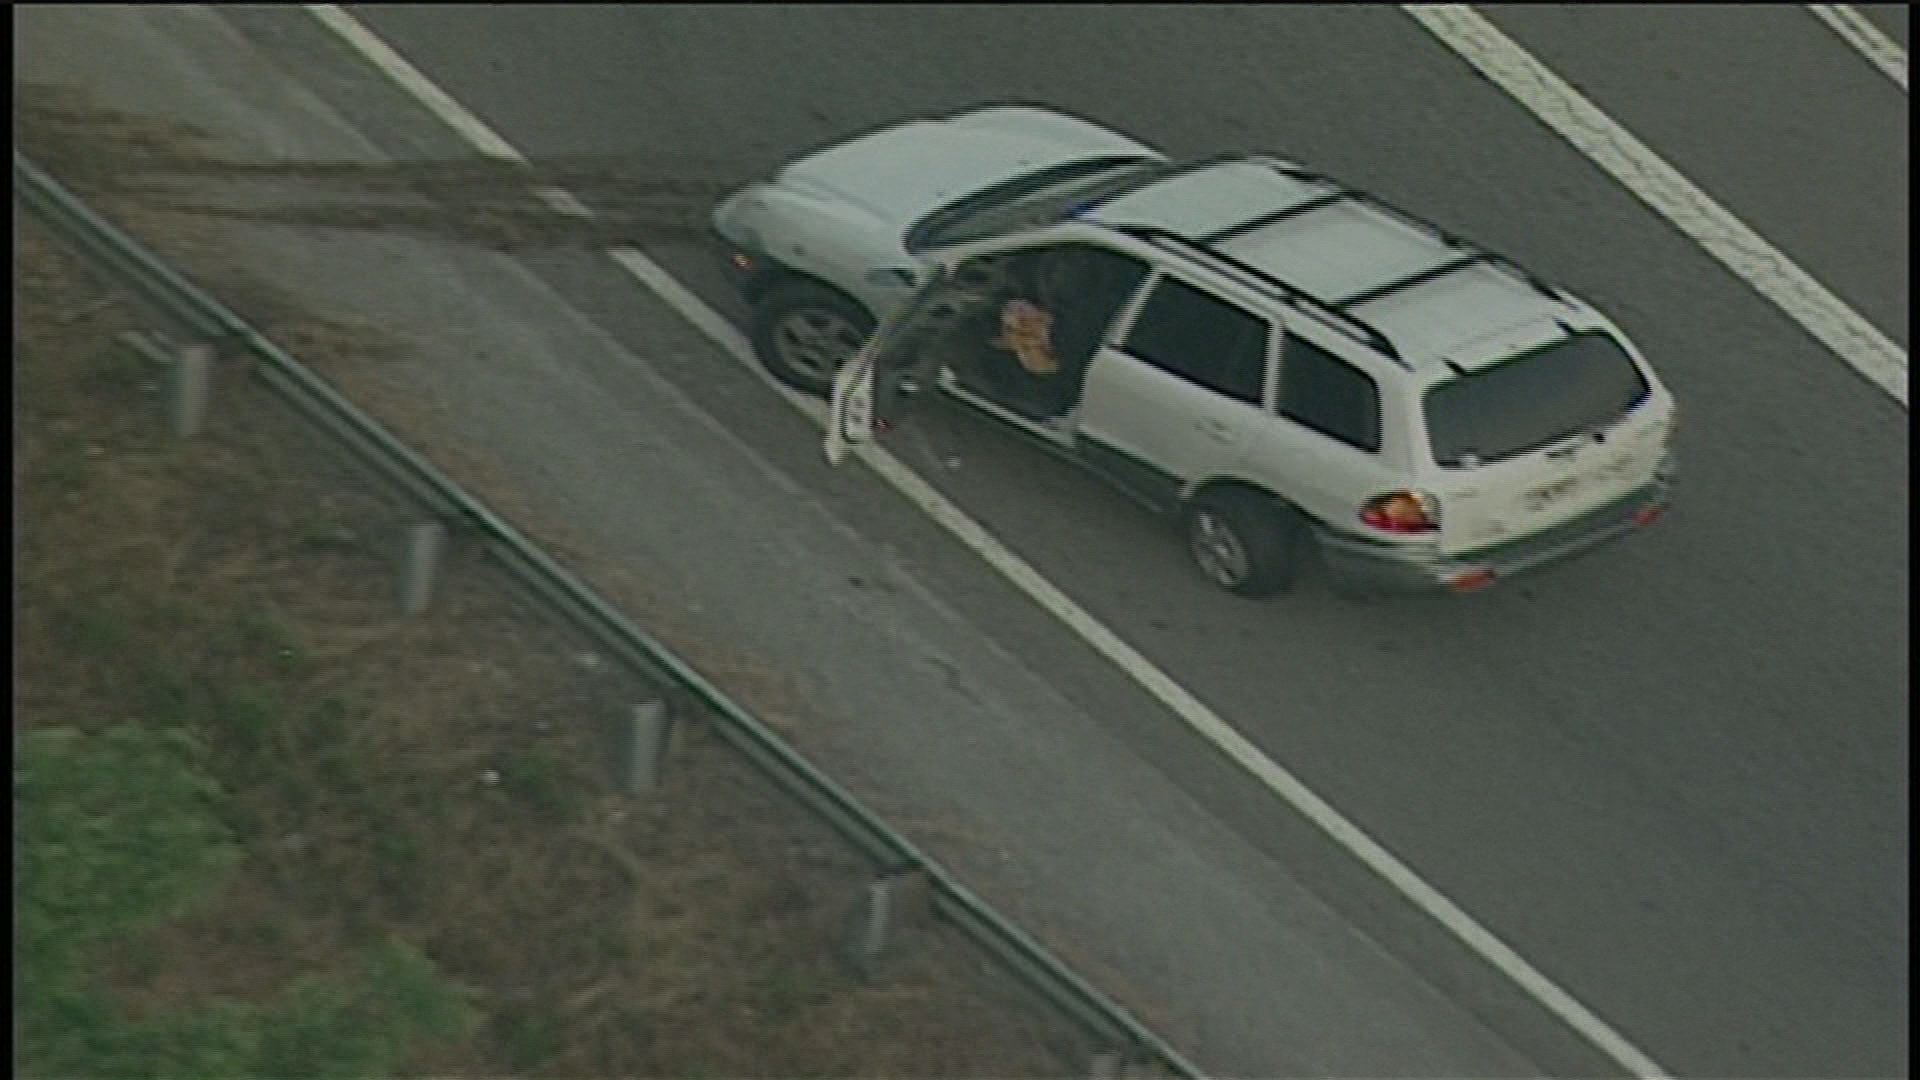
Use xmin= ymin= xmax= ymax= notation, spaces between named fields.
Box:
xmin=14 ymin=100 xmax=1091 ymax=1076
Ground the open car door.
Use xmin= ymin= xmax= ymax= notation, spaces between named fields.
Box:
xmin=825 ymin=242 xmax=1153 ymax=463
xmin=823 ymin=343 xmax=879 ymax=465
xmin=824 ymin=262 xmax=1003 ymax=463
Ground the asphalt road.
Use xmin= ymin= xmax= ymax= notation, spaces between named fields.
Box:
xmin=325 ymin=5 xmax=1907 ymax=1074
xmin=21 ymin=5 xmax=1908 ymax=1077
xmin=1856 ymin=4 xmax=1910 ymax=44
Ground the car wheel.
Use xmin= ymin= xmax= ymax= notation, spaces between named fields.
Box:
xmin=751 ymin=281 xmax=876 ymax=397
xmin=1184 ymin=490 xmax=1305 ymax=598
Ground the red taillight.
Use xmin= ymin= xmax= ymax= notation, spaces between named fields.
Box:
xmin=1359 ymin=491 xmax=1439 ymax=533
xmin=1448 ymin=569 xmax=1496 ymax=592
xmin=1632 ymin=503 xmax=1664 ymax=526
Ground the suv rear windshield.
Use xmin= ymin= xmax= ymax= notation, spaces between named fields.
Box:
xmin=1424 ymin=332 xmax=1649 ymax=467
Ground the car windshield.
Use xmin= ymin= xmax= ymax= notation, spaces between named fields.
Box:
xmin=1424 ymin=331 xmax=1650 ymax=467
xmin=905 ymin=156 xmax=1169 ymax=252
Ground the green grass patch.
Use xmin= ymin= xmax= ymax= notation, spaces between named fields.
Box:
xmin=500 ymin=743 xmax=584 ymax=825
xmin=14 ymin=722 xmax=476 ymax=1080
xmin=16 ymin=724 xmax=240 ymax=976
xmin=50 ymin=594 xmax=134 ymax=657
xmin=207 ymin=681 xmax=284 ymax=763
xmin=495 ymin=1001 xmax=565 ymax=1073
xmin=130 ymin=660 xmax=199 ymax=728
xmin=224 ymin=606 xmax=308 ymax=674
xmin=35 ymin=432 xmax=94 ymax=494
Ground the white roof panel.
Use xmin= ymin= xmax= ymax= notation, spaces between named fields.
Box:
xmin=1082 ymin=158 xmax=1578 ymax=368
xmin=1089 ymin=161 xmax=1327 ymax=238
xmin=1352 ymin=261 xmax=1567 ymax=363
xmin=1216 ymin=199 xmax=1456 ymax=303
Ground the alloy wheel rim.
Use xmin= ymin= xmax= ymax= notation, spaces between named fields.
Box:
xmin=1191 ymin=511 xmax=1250 ymax=587
xmin=773 ymin=309 xmax=864 ymax=382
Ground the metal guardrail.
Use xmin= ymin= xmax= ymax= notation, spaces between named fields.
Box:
xmin=14 ymin=148 xmax=1204 ymax=1080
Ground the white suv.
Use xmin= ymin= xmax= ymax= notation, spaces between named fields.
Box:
xmin=714 ymin=104 xmax=1676 ymax=596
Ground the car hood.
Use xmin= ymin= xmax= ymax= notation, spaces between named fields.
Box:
xmin=774 ymin=110 xmax=1160 ymax=235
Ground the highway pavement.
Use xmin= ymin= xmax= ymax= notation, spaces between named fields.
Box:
xmin=16 ymin=5 xmax=1906 ymax=1076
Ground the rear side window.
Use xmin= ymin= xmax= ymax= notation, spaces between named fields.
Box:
xmin=1123 ymin=276 xmax=1268 ymax=405
xmin=1279 ymin=336 xmax=1381 ymax=451
xmin=1425 ymin=332 xmax=1650 ymax=466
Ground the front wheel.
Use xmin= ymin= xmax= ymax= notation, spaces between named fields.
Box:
xmin=1184 ymin=490 xmax=1307 ymax=598
xmin=750 ymin=281 xmax=876 ymax=397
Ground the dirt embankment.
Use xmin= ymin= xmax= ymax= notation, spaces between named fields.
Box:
xmin=14 ymin=80 xmax=1089 ymax=1077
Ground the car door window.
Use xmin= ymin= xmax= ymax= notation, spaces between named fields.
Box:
xmin=1278 ymin=334 xmax=1381 ymax=451
xmin=1121 ymin=276 xmax=1270 ymax=405
xmin=996 ymin=244 xmax=1151 ymax=367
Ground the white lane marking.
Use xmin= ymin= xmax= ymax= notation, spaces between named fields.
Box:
xmin=1406 ymin=4 xmax=1909 ymax=409
xmin=305 ymin=5 xmax=1669 ymax=1076
xmin=532 ymin=185 xmax=595 ymax=219
xmin=306 ymin=5 xmax=525 ymax=163
xmin=1808 ymin=4 xmax=1909 ymax=92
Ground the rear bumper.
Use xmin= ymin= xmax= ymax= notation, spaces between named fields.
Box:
xmin=1316 ymin=477 xmax=1672 ymax=594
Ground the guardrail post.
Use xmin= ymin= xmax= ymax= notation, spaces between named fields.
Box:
xmin=844 ymin=866 xmax=932 ymax=978
xmin=622 ymin=699 xmax=673 ymax=794
xmin=168 ymin=341 xmax=214 ymax=437
xmin=396 ymin=521 xmax=446 ymax=616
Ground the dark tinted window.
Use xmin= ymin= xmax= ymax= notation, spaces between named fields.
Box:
xmin=906 ymin=157 xmax=1166 ymax=251
xmin=1279 ymin=336 xmax=1381 ymax=451
xmin=1009 ymin=244 xmax=1151 ymax=365
xmin=1424 ymin=332 xmax=1650 ymax=466
xmin=1123 ymin=277 xmax=1268 ymax=405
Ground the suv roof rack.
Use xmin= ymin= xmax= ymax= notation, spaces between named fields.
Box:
xmin=1200 ymin=190 xmax=1351 ymax=245
xmin=1334 ymin=253 xmax=1487 ymax=310
xmin=1270 ymin=165 xmax=1570 ymax=307
xmin=1333 ymin=250 xmax=1566 ymax=310
xmin=1085 ymin=156 xmax=1571 ymax=362
xmin=1113 ymin=224 xmax=1408 ymax=366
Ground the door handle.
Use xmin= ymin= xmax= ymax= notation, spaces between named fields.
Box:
xmin=1196 ymin=418 xmax=1234 ymax=441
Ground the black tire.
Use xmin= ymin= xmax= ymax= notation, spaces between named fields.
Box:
xmin=1183 ymin=489 xmax=1307 ymax=598
xmin=749 ymin=281 xmax=876 ymax=397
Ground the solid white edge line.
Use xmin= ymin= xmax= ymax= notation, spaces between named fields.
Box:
xmin=1808 ymin=4 xmax=1910 ymax=92
xmin=1406 ymin=4 xmax=1908 ymax=410
xmin=304 ymin=5 xmax=1671 ymax=1077
xmin=532 ymin=185 xmax=595 ymax=219
xmin=305 ymin=4 xmax=527 ymax=164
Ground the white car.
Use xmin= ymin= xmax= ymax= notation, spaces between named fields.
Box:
xmin=714 ymin=104 xmax=1675 ymax=596
xmin=714 ymin=103 xmax=1169 ymax=393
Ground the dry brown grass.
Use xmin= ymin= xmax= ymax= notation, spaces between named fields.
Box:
xmin=14 ymin=81 xmax=1094 ymax=1077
